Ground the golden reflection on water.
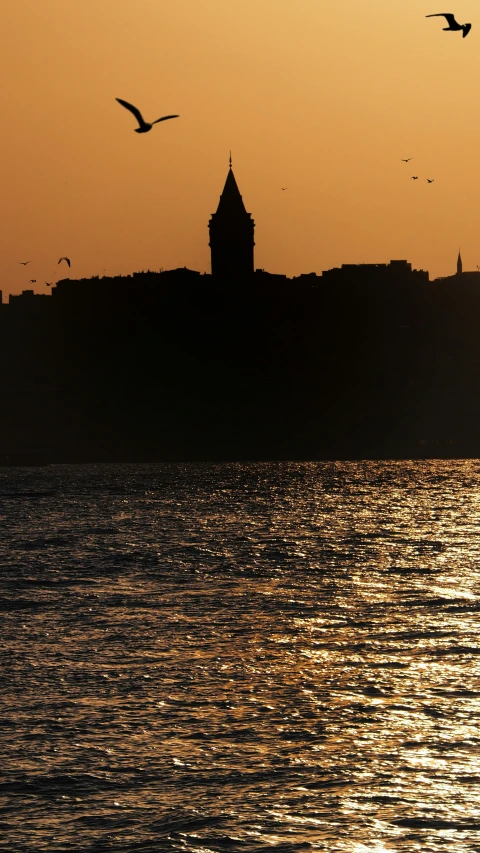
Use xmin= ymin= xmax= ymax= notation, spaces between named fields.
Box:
xmin=1 ymin=461 xmax=480 ymax=851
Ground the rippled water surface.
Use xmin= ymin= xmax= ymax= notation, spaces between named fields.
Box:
xmin=1 ymin=461 xmax=480 ymax=852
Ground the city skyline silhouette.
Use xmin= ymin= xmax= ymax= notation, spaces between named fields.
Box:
xmin=2 ymin=156 xmax=480 ymax=463
xmin=6 ymin=153 xmax=475 ymax=299
xmin=6 ymin=156 xmax=477 ymax=297
xmin=3 ymin=1 xmax=480 ymax=461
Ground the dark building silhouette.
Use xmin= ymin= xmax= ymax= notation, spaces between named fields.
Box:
xmin=434 ymin=249 xmax=480 ymax=284
xmin=321 ymin=259 xmax=428 ymax=285
xmin=208 ymin=156 xmax=255 ymax=278
xmin=5 ymin=158 xmax=480 ymax=463
xmin=7 ymin=289 xmax=51 ymax=319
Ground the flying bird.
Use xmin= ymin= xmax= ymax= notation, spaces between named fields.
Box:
xmin=401 ymin=158 xmax=412 ymax=163
xmin=45 ymin=282 xmax=52 ymax=286
xmin=281 ymin=187 xmax=288 ymax=191
xmin=411 ymin=176 xmax=419 ymax=180
xmin=29 ymin=279 xmax=36 ymax=283
xmin=427 ymin=178 xmax=435 ymax=183
xmin=115 ymin=98 xmax=179 ymax=133
xmin=58 ymin=257 xmax=70 ymax=267
xmin=426 ymin=13 xmax=471 ymax=38
xmin=19 ymin=261 xmax=31 ymax=265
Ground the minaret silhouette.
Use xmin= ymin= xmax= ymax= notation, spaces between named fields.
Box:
xmin=208 ymin=155 xmax=255 ymax=278
xmin=457 ymin=249 xmax=463 ymax=276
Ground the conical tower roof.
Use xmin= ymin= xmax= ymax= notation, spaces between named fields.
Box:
xmin=457 ymin=248 xmax=463 ymax=275
xmin=215 ymin=165 xmax=249 ymax=216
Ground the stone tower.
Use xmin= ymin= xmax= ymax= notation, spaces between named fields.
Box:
xmin=208 ymin=156 xmax=255 ymax=278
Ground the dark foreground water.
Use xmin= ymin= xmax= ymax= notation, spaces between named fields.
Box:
xmin=1 ymin=462 xmax=480 ymax=852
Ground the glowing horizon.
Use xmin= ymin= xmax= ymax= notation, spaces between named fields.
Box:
xmin=2 ymin=0 xmax=480 ymax=297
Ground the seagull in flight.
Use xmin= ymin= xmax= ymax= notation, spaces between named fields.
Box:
xmin=19 ymin=260 xmax=31 ymax=265
xmin=116 ymin=98 xmax=179 ymax=133
xmin=411 ymin=176 xmax=419 ymax=180
xmin=58 ymin=257 xmax=70 ymax=267
xmin=426 ymin=14 xmax=472 ymax=37
xmin=427 ymin=178 xmax=435 ymax=183
xmin=401 ymin=158 xmax=412 ymax=163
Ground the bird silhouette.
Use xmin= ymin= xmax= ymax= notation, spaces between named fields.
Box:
xmin=426 ymin=13 xmax=471 ymax=37
xmin=411 ymin=176 xmax=419 ymax=180
xmin=401 ymin=158 xmax=412 ymax=163
xmin=116 ymin=98 xmax=179 ymax=133
xmin=58 ymin=257 xmax=70 ymax=267
xmin=29 ymin=279 xmax=36 ymax=283
xmin=19 ymin=261 xmax=31 ymax=265
xmin=427 ymin=178 xmax=435 ymax=183
xmin=45 ymin=282 xmax=52 ymax=286
xmin=281 ymin=187 xmax=288 ymax=191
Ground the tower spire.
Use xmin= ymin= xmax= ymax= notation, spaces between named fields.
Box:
xmin=457 ymin=248 xmax=463 ymax=276
xmin=229 ymin=151 xmax=232 ymax=169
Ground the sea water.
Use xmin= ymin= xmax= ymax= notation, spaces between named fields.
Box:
xmin=1 ymin=461 xmax=480 ymax=852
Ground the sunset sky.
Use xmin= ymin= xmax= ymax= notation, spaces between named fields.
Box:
xmin=2 ymin=0 xmax=480 ymax=296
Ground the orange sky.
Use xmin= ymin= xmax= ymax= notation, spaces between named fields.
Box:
xmin=2 ymin=0 xmax=480 ymax=296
